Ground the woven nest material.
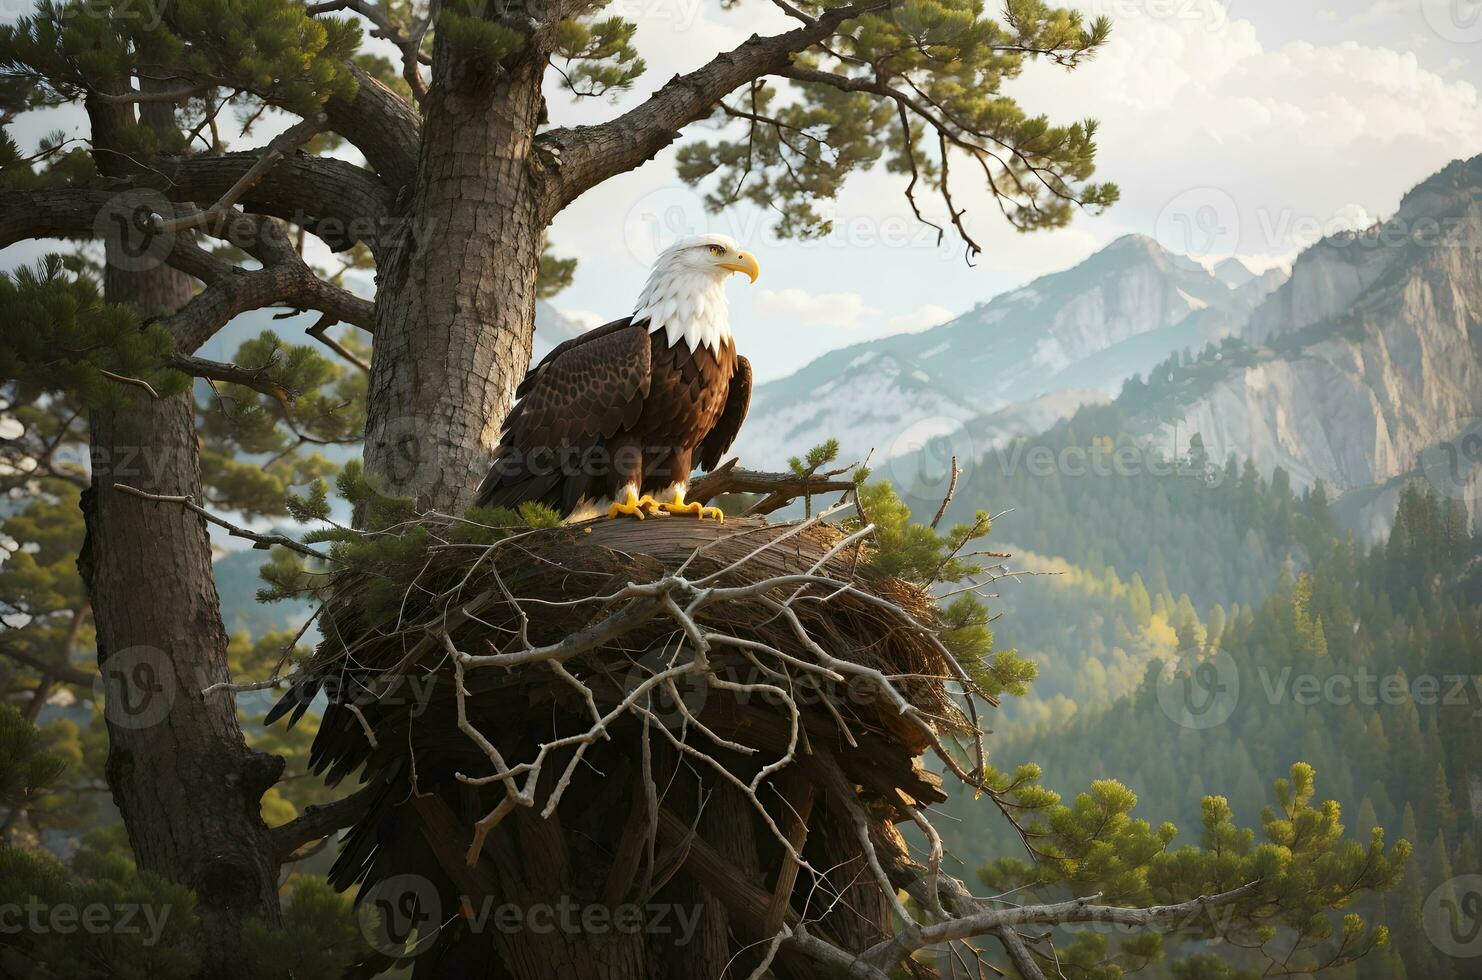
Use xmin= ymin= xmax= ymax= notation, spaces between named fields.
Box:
xmin=294 ymin=514 xmax=974 ymax=785
xmin=278 ymin=514 xmax=985 ymax=977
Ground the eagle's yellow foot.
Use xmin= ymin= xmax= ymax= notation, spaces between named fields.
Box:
xmin=657 ymin=490 xmax=724 ymax=522
xmin=608 ymin=489 xmax=660 ymax=520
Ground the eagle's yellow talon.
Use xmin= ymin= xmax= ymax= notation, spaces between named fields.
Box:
xmin=608 ymin=490 xmax=659 ymax=520
xmin=656 ymin=491 xmax=724 ymax=521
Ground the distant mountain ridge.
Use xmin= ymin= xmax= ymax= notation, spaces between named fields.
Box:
xmin=1129 ymin=154 xmax=1482 ymax=537
xmin=732 ymin=234 xmax=1287 ymax=468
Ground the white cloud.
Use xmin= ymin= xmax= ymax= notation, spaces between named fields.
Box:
xmin=1003 ymin=0 xmax=1482 ymax=266
xmin=754 ymin=288 xmax=877 ymax=328
xmin=1353 ymin=0 xmax=1412 ymax=25
xmin=887 ymin=304 xmax=955 ymax=334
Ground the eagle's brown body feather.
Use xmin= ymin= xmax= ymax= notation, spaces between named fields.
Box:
xmin=476 ymin=316 xmax=752 ymax=515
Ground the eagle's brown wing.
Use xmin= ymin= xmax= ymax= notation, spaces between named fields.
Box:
xmin=699 ymin=354 xmax=751 ymax=472
xmin=503 ymin=317 xmax=651 ymax=447
xmin=476 ymin=318 xmax=651 ymax=509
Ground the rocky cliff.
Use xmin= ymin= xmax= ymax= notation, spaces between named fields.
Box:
xmin=1134 ymin=155 xmax=1482 ymax=535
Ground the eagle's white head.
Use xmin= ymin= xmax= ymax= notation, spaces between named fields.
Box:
xmin=632 ymin=233 xmax=760 ymax=354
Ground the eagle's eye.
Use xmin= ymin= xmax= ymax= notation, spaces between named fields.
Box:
xmin=707 ymin=244 xmax=726 ymax=257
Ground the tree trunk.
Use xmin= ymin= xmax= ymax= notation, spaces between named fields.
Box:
xmin=364 ymin=52 xmax=550 ymax=512
xmin=80 ymin=251 xmax=283 ymax=978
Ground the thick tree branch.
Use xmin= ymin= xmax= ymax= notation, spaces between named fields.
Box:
xmin=0 ymin=189 xmax=370 ymax=357
xmin=0 ymin=150 xmax=392 ymax=256
xmin=167 ymin=352 xmax=293 ymax=401
xmin=269 ymin=784 xmax=379 ymax=862
xmin=157 ymin=254 xmax=376 ymax=354
xmin=147 ymin=152 xmax=395 ymax=254
xmin=0 ymin=188 xmax=118 ymax=249
xmin=689 ymin=459 xmax=858 ymax=516
xmin=157 ymin=117 xmax=324 ymax=233
xmin=324 ymin=63 xmax=422 ymax=187
xmin=538 ymin=1 xmax=887 ymax=219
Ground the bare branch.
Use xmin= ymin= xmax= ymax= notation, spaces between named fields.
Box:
xmin=689 ymin=459 xmax=858 ymax=515
xmin=270 ymin=784 xmax=379 ymax=862
xmin=110 ymin=484 xmax=333 ymax=560
xmin=166 ymin=352 xmax=294 ymax=401
xmin=89 ymin=84 xmax=207 ymax=105
xmin=95 ymin=369 xmax=161 ymax=399
xmin=930 ymin=456 xmax=959 ymax=531
xmin=307 ymin=314 xmax=372 ymax=369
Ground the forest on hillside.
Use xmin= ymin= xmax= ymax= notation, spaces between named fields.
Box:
xmin=954 ymin=479 xmax=1479 ymax=979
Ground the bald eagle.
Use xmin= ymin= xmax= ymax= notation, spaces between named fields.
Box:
xmin=476 ymin=234 xmax=759 ymax=521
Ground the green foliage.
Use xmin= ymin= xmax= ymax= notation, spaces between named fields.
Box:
xmin=258 ymin=462 xmax=561 ymax=623
xmin=843 ymin=475 xmax=1038 ymax=706
xmin=974 ymin=764 xmax=1405 ymax=977
xmin=196 ymin=329 xmax=361 ymax=518
xmin=853 ymin=479 xmax=989 ymax=584
xmin=788 ymin=437 xmax=841 ymax=478
xmin=554 ymin=14 xmax=645 ymax=96
xmin=678 ymin=0 xmax=1117 ymax=242
xmin=0 ymin=257 xmax=189 ymax=408
xmin=0 ymin=844 xmax=201 ymax=979
xmin=537 ymin=243 xmax=578 ymax=299
xmin=242 ymin=875 xmax=360 ymax=977
xmin=931 ymin=402 xmax=1344 ymax=612
xmin=977 ymin=487 xmax=1477 ymax=978
xmin=1 ymin=0 xmax=360 ymax=116
xmin=437 ymin=0 xmax=524 ymax=64
xmin=0 ymin=704 xmax=68 ymax=814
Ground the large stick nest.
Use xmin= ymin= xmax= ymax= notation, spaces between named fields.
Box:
xmin=278 ymin=510 xmax=991 ymax=976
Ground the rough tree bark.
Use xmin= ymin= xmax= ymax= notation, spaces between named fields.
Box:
xmin=364 ymin=50 xmax=550 ymax=512
xmin=77 ymin=89 xmax=284 ymax=979
xmin=81 ymin=255 xmax=284 ymax=976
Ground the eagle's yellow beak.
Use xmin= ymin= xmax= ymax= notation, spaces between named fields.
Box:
xmin=718 ymin=251 xmax=760 ymax=283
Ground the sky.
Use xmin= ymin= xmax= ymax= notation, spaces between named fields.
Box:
xmin=3 ymin=0 xmax=1481 ymax=380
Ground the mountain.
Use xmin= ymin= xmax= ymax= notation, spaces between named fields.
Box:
xmin=732 ymin=234 xmax=1285 ymax=469
xmin=1213 ymin=256 xmax=1257 ymax=288
xmin=1127 ymin=154 xmax=1482 ymax=536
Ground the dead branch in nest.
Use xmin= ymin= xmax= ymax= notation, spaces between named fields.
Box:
xmin=690 ymin=457 xmax=860 ymax=516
